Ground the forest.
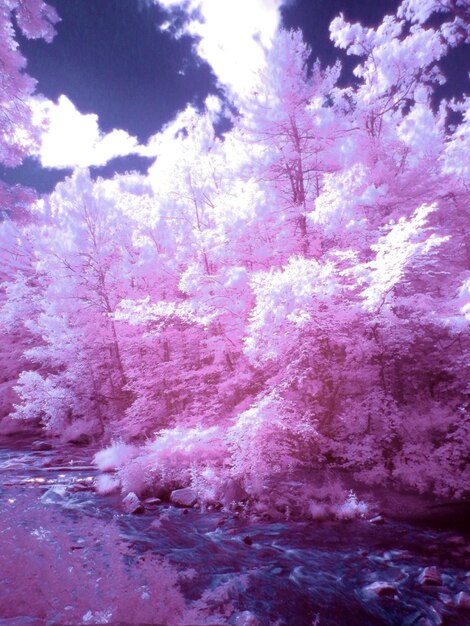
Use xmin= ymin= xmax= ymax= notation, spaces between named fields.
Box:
xmin=0 ymin=0 xmax=469 ymax=517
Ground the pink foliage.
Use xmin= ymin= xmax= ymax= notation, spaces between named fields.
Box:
xmin=1 ymin=0 xmax=469 ymax=500
xmin=0 ymin=496 xmax=185 ymax=624
xmin=98 ymin=426 xmax=228 ymax=499
xmin=94 ymin=441 xmax=139 ymax=472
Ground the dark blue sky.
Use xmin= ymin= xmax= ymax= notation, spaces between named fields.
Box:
xmin=5 ymin=0 xmax=466 ymax=193
xmin=19 ymin=0 xmax=400 ymax=138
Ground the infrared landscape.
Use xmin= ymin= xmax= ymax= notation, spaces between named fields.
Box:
xmin=0 ymin=0 xmax=469 ymax=624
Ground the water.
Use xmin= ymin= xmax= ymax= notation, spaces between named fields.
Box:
xmin=1 ymin=434 xmax=469 ymax=625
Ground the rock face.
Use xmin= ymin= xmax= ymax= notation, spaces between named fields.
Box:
xmin=122 ymin=492 xmax=144 ymax=514
xmin=170 ymin=487 xmax=197 ymax=508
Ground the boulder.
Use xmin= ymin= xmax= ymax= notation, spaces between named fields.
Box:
xmin=144 ymin=497 xmax=162 ymax=508
xmin=455 ymin=591 xmax=470 ymax=609
xmin=220 ymin=479 xmax=249 ymax=508
xmin=122 ymin=492 xmax=144 ymax=514
xmin=31 ymin=441 xmax=53 ymax=451
xmin=67 ymin=433 xmax=91 ymax=446
xmin=418 ymin=566 xmax=441 ymax=586
xmin=40 ymin=485 xmax=68 ymax=504
xmin=232 ymin=610 xmax=260 ymax=626
xmin=170 ymin=487 xmax=197 ymax=508
xmin=411 ymin=605 xmax=444 ymax=626
xmin=438 ymin=593 xmax=453 ymax=608
xmin=363 ymin=581 xmax=396 ymax=597
xmin=447 ymin=535 xmax=465 ymax=546
xmin=68 ymin=482 xmax=90 ymax=493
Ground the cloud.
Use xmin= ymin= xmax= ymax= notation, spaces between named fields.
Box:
xmin=33 ymin=95 xmax=144 ymax=169
xmin=155 ymin=0 xmax=286 ymax=95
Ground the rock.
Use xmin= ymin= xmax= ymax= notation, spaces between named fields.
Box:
xmin=438 ymin=593 xmax=453 ymax=607
xmin=31 ymin=440 xmax=53 ymax=451
xmin=40 ymin=485 xmax=68 ymax=504
xmin=369 ymin=514 xmax=385 ymax=525
xmin=455 ymin=591 xmax=470 ymax=609
xmin=243 ymin=535 xmax=253 ymax=546
xmin=418 ymin=566 xmax=441 ymax=586
xmin=426 ymin=605 xmax=444 ymax=626
xmin=75 ymin=477 xmax=94 ymax=485
xmin=451 ymin=550 xmax=464 ymax=558
xmin=447 ymin=535 xmax=466 ymax=546
xmin=232 ymin=610 xmax=260 ymax=625
xmin=68 ymin=482 xmax=90 ymax=493
xmin=404 ymin=611 xmax=425 ymax=625
xmin=170 ymin=487 xmax=197 ymax=508
xmin=220 ymin=478 xmax=249 ymax=508
xmin=404 ymin=606 xmax=443 ymax=626
xmin=67 ymin=433 xmax=91 ymax=445
xmin=144 ymin=497 xmax=162 ymax=508
xmin=122 ymin=492 xmax=144 ymax=514
xmin=414 ymin=615 xmax=441 ymax=626
xmin=363 ymin=581 xmax=396 ymax=597
xmin=42 ymin=457 xmax=65 ymax=467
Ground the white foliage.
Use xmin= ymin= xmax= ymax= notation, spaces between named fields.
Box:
xmin=94 ymin=441 xmax=139 ymax=472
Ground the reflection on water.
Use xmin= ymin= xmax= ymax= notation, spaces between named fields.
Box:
xmin=0 ymin=434 xmax=469 ymax=626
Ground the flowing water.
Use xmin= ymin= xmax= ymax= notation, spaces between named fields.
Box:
xmin=1 ymin=434 xmax=469 ymax=626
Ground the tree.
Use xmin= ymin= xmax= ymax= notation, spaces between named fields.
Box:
xmin=233 ymin=30 xmax=344 ymax=260
xmin=2 ymin=0 xmax=469 ymax=500
xmin=5 ymin=170 xmax=141 ymax=435
xmin=0 ymin=0 xmax=59 ymax=167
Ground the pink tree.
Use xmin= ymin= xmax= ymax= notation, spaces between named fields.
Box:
xmin=0 ymin=0 xmax=58 ymax=427
xmin=5 ymin=170 xmax=140 ymax=437
xmin=2 ymin=0 xmax=469 ymax=501
xmin=0 ymin=0 xmax=58 ymax=167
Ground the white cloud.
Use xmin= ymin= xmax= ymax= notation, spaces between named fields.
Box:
xmin=33 ymin=95 xmax=144 ymax=169
xmin=31 ymin=2 xmax=288 ymax=169
xmin=155 ymin=0 xmax=286 ymax=95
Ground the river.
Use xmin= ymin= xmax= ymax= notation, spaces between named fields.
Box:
xmin=0 ymin=434 xmax=469 ymax=626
